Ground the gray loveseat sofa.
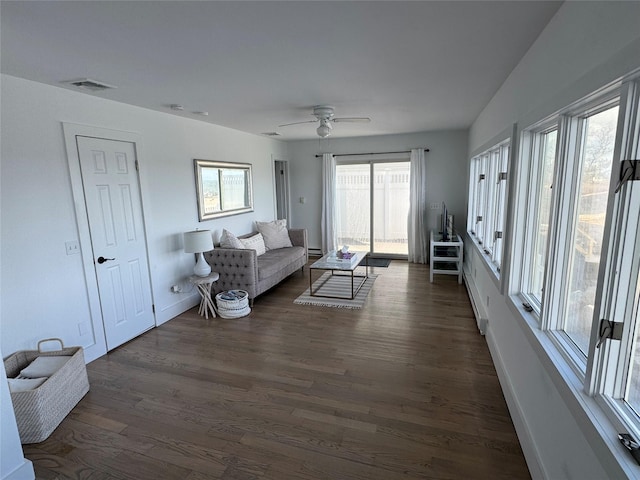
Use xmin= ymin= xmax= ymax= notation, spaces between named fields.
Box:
xmin=204 ymin=229 xmax=308 ymax=304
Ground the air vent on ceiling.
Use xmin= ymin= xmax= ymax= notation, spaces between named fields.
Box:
xmin=65 ymin=78 xmax=116 ymax=91
xmin=262 ymin=132 xmax=281 ymax=137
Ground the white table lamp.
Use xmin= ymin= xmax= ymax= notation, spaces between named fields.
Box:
xmin=183 ymin=230 xmax=214 ymax=277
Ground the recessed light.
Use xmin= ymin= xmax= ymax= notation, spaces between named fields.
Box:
xmin=193 ymin=111 xmax=209 ymax=116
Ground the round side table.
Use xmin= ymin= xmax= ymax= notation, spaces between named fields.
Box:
xmin=189 ymin=272 xmax=220 ymax=319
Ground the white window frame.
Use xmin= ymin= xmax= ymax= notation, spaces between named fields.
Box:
xmin=466 ymin=140 xmax=511 ymax=279
xmin=483 ymin=151 xmax=497 ymax=256
xmin=544 ymin=96 xmax=621 ymax=371
xmin=491 ymin=143 xmax=510 ymax=270
xmin=587 ymin=79 xmax=640 ymax=437
xmin=467 ymin=158 xmax=478 ymax=235
xmin=476 ymin=154 xmax=488 ymax=246
xmin=511 ymin=73 xmax=640 ymax=443
xmin=516 ymin=121 xmax=560 ymax=316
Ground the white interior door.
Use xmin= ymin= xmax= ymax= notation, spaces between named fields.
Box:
xmin=76 ymin=136 xmax=155 ymax=350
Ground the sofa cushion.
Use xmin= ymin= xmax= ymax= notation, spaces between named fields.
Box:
xmin=256 ymin=220 xmax=293 ymax=250
xmin=257 ymin=246 xmax=305 ymax=280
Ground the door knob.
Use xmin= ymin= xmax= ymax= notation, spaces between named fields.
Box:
xmin=97 ymin=256 xmax=115 ymax=264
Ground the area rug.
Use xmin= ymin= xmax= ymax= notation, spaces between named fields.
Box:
xmin=359 ymin=257 xmax=392 ymax=268
xmin=294 ymin=272 xmax=378 ymax=309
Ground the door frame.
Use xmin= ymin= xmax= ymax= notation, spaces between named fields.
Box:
xmin=63 ymin=123 xmax=156 ymax=362
xmin=272 ymin=156 xmax=291 ymax=222
xmin=336 ymin=156 xmax=410 ymax=259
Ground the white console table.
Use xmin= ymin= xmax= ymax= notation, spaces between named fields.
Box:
xmin=430 ymin=231 xmax=463 ymax=284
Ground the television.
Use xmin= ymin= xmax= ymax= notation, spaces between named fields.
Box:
xmin=441 ymin=202 xmax=454 ymax=241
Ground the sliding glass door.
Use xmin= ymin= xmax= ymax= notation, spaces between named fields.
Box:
xmin=335 ymin=160 xmax=410 ymax=256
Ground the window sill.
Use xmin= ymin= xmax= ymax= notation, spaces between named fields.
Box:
xmin=466 ymin=233 xmax=501 ymax=288
xmin=505 ymin=295 xmax=639 ymax=478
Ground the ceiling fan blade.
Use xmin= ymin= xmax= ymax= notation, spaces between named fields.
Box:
xmin=278 ymin=120 xmax=318 ymax=127
xmin=332 ymin=117 xmax=371 ymax=123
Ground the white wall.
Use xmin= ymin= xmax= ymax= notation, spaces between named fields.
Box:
xmin=287 ymin=131 xmax=468 ymax=251
xmin=466 ymin=2 xmax=640 ymax=478
xmin=0 ymin=75 xmax=287 ymax=364
xmin=0 ymin=351 xmax=34 ymax=479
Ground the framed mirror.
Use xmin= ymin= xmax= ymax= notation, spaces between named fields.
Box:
xmin=194 ymin=159 xmax=254 ymax=221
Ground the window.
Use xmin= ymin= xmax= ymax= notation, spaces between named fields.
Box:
xmin=513 ymin=74 xmax=640 ymax=438
xmin=467 ymin=159 xmax=478 ymax=234
xmin=491 ymin=144 xmax=510 ymax=270
xmin=532 ymin=129 xmax=557 ymax=307
xmin=592 ymin=80 xmax=640 ymax=429
xmin=475 ymin=155 xmax=487 ymax=245
xmin=563 ymin=105 xmax=619 ymax=354
xmin=466 ymin=141 xmax=510 ymax=275
xmin=517 ymin=125 xmax=559 ymax=313
xmin=483 ymin=151 xmax=497 ymax=255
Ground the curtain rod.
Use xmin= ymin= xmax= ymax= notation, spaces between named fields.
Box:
xmin=315 ymin=149 xmax=429 ymax=158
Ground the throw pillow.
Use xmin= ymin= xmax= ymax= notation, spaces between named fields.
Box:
xmin=18 ymin=356 xmax=70 ymax=378
xmin=240 ymin=232 xmax=266 ymax=256
xmin=220 ymin=229 xmax=243 ymax=249
xmin=256 ymin=219 xmax=292 ymax=250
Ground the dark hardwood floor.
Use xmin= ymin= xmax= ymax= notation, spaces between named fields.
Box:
xmin=24 ymin=261 xmax=530 ymax=479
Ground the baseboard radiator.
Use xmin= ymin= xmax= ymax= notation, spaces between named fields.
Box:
xmin=463 ymin=271 xmax=488 ymax=335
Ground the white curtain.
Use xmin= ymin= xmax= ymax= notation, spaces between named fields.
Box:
xmin=408 ymin=148 xmax=428 ymax=263
xmin=321 ymin=153 xmax=337 ymax=254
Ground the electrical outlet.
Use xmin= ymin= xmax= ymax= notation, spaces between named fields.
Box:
xmin=171 ymin=284 xmax=181 ymax=293
xmin=65 ymin=241 xmax=80 ymax=255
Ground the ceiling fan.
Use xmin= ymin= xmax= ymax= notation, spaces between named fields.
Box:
xmin=279 ymin=105 xmax=370 ymax=137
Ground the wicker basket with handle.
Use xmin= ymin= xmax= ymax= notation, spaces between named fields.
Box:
xmin=4 ymin=338 xmax=90 ymax=444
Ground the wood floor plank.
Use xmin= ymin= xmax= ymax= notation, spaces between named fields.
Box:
xmin=21 ymin=260 xmax=529 ymax=479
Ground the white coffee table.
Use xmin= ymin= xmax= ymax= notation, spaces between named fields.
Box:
xmin=309 ymin=251 xmax=369 ymax=300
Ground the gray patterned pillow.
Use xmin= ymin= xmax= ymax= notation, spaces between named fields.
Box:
xmin=220 ymin=229 xmax=243 ymax=249
xmin=239 ymin=232 xmax=267 ymax=256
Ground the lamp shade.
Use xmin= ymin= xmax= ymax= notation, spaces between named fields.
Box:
xmin=183 ymin=230 xmax=214 ymax=253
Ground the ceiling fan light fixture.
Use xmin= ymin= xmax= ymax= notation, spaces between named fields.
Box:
xmin=279 ymin=105 xmax=368 ymax=137
xmin=317 ymin=125 xmax=331 ymax=137
xmin=317 ymin=119 xmax=332 ymax=138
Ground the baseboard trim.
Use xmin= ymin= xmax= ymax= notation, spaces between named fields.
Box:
xmin=156 ymin=295 xmax=199 ymax=325
xmin=3 ymin=459 xmax=35 ymax=480
xmin=463 ymin=271 xmax=488 ymax=334
xmin=486 ymin=329 xmax=547 ymax=480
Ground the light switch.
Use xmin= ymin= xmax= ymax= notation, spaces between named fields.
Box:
xmin=300 ymin=197 xmax=306 ymax=204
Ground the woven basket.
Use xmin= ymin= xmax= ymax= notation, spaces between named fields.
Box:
xmin=4 ymin=338 xmax=90 ymax=444
xmin=216 ymin=290 xmax=251 ymax=318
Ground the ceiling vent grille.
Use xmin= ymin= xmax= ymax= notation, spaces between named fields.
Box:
xmin=65 ymin=78 xmax=116 ymax=91
xmin=261 ymin=132 xmax=281 ymax=137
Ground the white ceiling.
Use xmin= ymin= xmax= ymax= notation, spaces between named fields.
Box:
xmin=1 ymin=1 xmax=562 ymax=140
